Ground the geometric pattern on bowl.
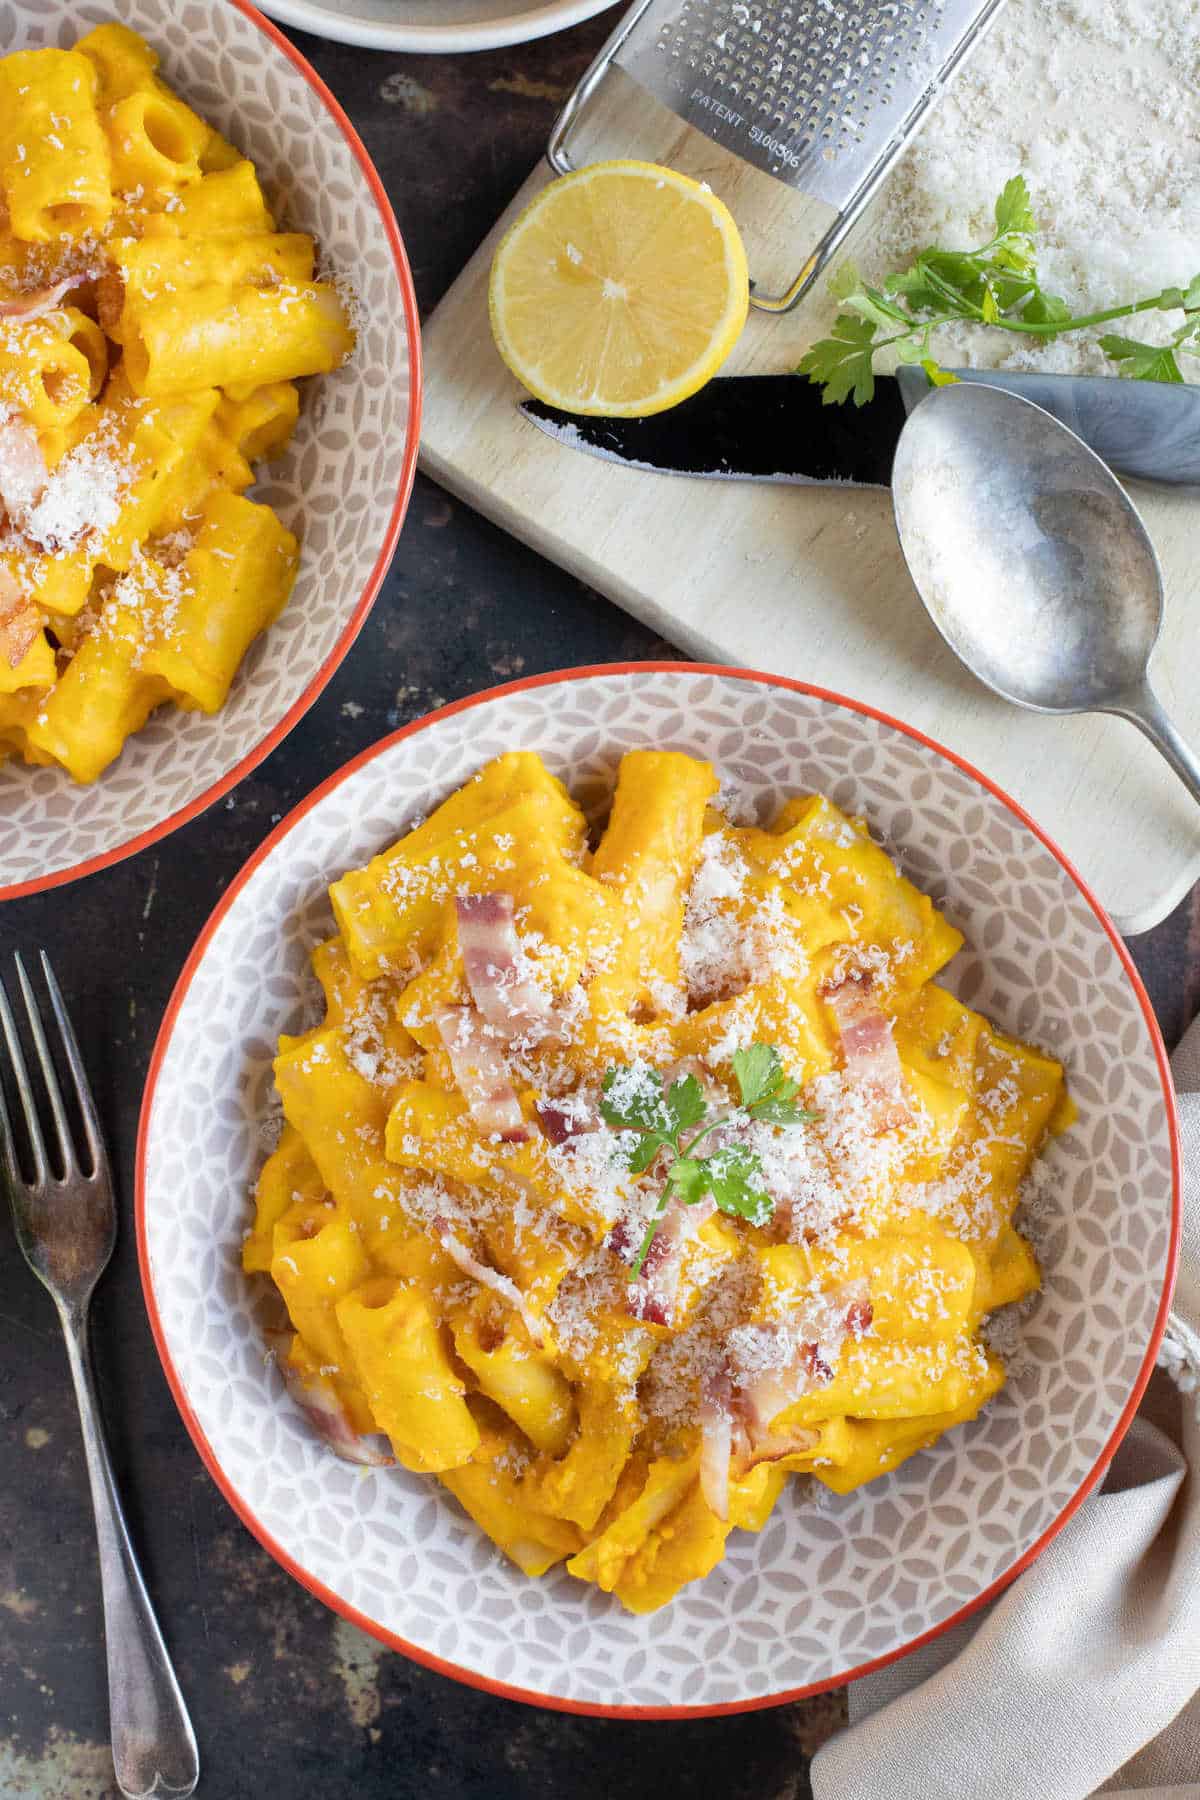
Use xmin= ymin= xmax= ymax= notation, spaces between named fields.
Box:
xmin=0 ymin=0 xmax=420 ymax=898
xmin=138 ymin=665 xmax=1179 ymax=1715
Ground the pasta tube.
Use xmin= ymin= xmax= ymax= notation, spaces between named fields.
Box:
xmin=0 ymin=50 xmax=112 ymax=241
xmin=137 ymin=162 xmax=275 ymax=239
xmin=216 ymin=381 xmax=299 ymax=464
xmin=22 ymin=564 xmax=169 ymax=782
xmin=103 ymin=87 xmax=210 ymax=201
xmin=0 ymin=630 xmax=54 ymax=698
xmin=123 ymin=280 xmax=353 ymax=396
xmin=0 ymin=312 xmax=98 ymax=433
xmin=103 ymin=233 xmax=315 ymax=342
xmin=74 ymin=23 xmax=159 ymax=103
xmin=337 ymin=1278 xmax=480 ymax=1474
xmin=270 ymin=1201 xmax=370 ymax=1372
xmin=140 ymin=490 xmax=299 ymax=714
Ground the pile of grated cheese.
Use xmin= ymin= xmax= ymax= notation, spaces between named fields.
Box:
xmin=23 ymin=423 xmax=132 ymax=555
xmin=822 ymin=0 xmax=1200 ymax=376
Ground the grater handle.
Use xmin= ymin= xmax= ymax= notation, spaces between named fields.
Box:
xmin=749 ymin=146 xmax=920 ymax=313
xmin=546 ymin=0 xmax=825 ymax=313
xmin=547 ymin=0 xmax=656 ymax=176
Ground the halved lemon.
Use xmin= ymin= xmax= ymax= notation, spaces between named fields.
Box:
xmin=489 ymin=160 xmax=750 ymax=418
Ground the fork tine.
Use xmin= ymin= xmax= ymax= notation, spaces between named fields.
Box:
xmin=0 ymin=971 xmax=47 ymax=1188
xmin=38 ymin=952 xmax=106 ymax=1182
xmin=0 ymin=1055 xmax=24 ymax=1195
xmin=14 ymin=952 xmax=77 ymax=1180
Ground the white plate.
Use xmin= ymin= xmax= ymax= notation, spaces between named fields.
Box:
xmin=0 ymin=0 xmax=421 ymax=899
xmin=138 ymin=664 xmax=1179 ymax=1716
xmin=257 ymin=0 xmax=617 ymax=54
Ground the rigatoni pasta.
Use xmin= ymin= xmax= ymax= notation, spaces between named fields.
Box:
xmin=121 ymin=278 xmax=353 ymax=397
xmin=248 ymin=749 xmax=1072 ymax=1614
xmin=0 ymin=21 xmax=355 ymax=783
xmin=0 ymin=49 xmax=112 ymax=241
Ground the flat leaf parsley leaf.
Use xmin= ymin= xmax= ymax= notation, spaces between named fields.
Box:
xmin=600 ymin=1045 xmax=819 ymax=1278
xmin=992 ymin=173 xmax=1037 ymax=239
xmin=730 ymin=1042 xmax=806 ymax=1119
xmin=796 ymin=312 xmax=880 ymax=407
xmin=1098 ymin=335 xmax=1186 ymax=383
xmin=797 ymin=173 xmax=1200 ymax=404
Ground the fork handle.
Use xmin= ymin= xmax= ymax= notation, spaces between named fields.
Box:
xmin=60 ymin=1305 xmax=199 ymax=1800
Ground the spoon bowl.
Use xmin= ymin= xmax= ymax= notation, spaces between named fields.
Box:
xmin=892 ymin=381 xmax=1200 ymax=806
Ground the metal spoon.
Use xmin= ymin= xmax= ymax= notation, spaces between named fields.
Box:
xmin=890 ymin=380 xmax=1200 ymax=808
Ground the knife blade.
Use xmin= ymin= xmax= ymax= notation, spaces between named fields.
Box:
xmin=519 ymin=368 xmax=1200 ymax=488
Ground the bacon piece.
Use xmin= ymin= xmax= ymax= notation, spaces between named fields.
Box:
xmin=266 ymin=1331 xmax=393 ymax=1467
xmin=0 ymin=524 xmax=36 ymax=670
xmin=824 ymin=970 xmax=909 ymax=1130
xmin=733 ymin=1279 xmax=872 ymax=1441
xmin=737 ymin=1336 xmax=833 ymax=1440
xmin=0 ymin=598 xmax=40 ymax=670
xmin=455 ymin=892 xmax=558 ymax=1042
xmin=535 ymin=1099 xmax=592 ymax=1146
xmin=702 ymin=1353 xmax=822 ymax=1486
xmin=0 ymin=273 xmax=97 ymax=323
xmin=0 ymin=414 xmax=47 ymax=525
xmin=603 ymin=1215 xmax=636 ymax=1264
xmin=433 ymin=1001 xmax=531 ymax=1144
xmin=431 ymin=1214 xmax=547 ymax=1348
xmin=733 ymin=1422 xmax=820 ymax=1475
xmin=703 ymin=1287 xmax=875 ymax=1487
xmin=606 ymin=1205 xmax=678 ymax=1326
xmin=610 ymin=1193 xmax=716 ymax=1328
xmin=625 ymin=1209 xmax=682 ymax=1327
xmin=845 ymin=1294 xmax=874 ymax=1338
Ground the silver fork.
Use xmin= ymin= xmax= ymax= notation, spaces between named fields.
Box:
xmin=0 ymin=952 xmax=199 ymax=1800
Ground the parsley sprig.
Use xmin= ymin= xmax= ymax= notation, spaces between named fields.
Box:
xmin=599 ymin=1045 xmax=818 ymax=1280
xmin=798 ymin=175 xmax=1200 ymax=406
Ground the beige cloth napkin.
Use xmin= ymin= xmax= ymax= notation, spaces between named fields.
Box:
xmin=811 ymin=1019 xmax=1200 ymax=1800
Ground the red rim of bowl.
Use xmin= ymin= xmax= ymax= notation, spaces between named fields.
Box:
xmin=136 ymin=662 xmax=1183 ymax=1720
xmin=0 ymin=0 xmax=423 ymax=904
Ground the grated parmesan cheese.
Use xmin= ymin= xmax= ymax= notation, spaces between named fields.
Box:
xmin=21 ymin=411 xmax=135 ymax=553
xmin=827 ymin=0 xmax=1200 ymax=376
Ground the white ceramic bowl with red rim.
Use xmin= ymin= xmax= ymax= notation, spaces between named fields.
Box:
xmin=137 ymin=663 xmax=1180 ymax=1716
xmin=0 ymin=0 xmax=421 ymax=901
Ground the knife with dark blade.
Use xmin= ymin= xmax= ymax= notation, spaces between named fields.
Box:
xmin=519 ymin=368 xmax=1200 ymax=488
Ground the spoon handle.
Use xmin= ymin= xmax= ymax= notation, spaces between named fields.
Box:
xmin=1115 ymin=682 xmax=1200 ymax=809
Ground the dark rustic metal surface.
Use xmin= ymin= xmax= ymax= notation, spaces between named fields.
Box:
xmin=0 ymin=14 xmax=1195 ymax=1798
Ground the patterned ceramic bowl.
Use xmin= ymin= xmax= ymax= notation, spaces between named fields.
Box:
xmin=0 ymin=0 xmax=421 ymax=900
xmin=138 ymin=665 xmax=1180 ymax=1716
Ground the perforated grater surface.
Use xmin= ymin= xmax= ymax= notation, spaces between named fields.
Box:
xmin=548 ymin=0 xmax=1009 ymax=311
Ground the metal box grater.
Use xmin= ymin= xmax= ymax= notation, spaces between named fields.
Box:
xmin=548 ymin=0 xmax=1010 ymax=311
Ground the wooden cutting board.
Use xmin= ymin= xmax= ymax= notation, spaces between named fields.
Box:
xmin=418 ymin=74 xmax=1200 ymax=937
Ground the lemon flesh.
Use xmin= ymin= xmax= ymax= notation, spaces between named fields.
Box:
xmin=489 ymin=160 xmax=750 ymax=418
